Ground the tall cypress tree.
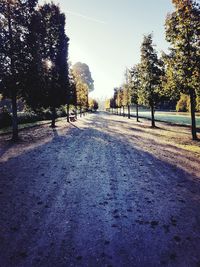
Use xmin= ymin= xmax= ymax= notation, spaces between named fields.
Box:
xmin=124 ymin=69 xmax=132 ymax=119
xmin=130 ymin=64 xmax=141 ymax=122
xmin=140 ymin=34 xmax=162 ymax=128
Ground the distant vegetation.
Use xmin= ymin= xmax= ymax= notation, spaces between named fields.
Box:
xmin=89 ymin=99 xmax=99 ymax=112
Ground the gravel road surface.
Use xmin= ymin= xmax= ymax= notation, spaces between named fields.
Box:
xmin=0 ymin=112 xmax=200 ymax=267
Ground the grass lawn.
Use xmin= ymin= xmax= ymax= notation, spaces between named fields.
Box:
xmin=130 ymin=110 xmax=200 ymax=127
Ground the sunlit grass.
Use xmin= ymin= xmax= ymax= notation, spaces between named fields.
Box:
xmin=130 ymin=110 xmax=200 ymax=126
xmin=177 ymin=144 xmax=200 ymax=154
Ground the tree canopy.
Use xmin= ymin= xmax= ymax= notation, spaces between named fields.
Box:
xmin=72 ymin=62 xmax=94 ymax=93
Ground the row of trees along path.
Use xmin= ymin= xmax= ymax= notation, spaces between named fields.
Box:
xmin=107 ymin=0 xmax=200 ymax=140
xmin=0 ymin=0 xmax=94 ymax=141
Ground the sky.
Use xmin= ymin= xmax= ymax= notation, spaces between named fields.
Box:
xmin=41 ymin=0 xmax=174 ymax=99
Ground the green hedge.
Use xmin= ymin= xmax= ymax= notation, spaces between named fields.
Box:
xmin=0 ymin=107 xmax=12 ymax=128
xmin=0 ymin=106 xmax=67 ymax=129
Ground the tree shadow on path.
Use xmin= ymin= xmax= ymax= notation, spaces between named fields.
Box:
xmin=0 ymin=117 xmax=200 ymax=267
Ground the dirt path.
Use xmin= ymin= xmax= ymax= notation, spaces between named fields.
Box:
xmin=0 ymin=112 xmax=200 ymax=267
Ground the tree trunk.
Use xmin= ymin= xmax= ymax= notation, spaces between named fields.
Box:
xmin=151 ymin=104 xmax=155 ymax=128
xmin=189 ymin=88 xmax=197 ymax=140
xmin=51 ymin=106 xmax=56 ymax=128
xmin=123 ymin=106 xmax=125 ymax=117
xmin=8 ymin=2 xmax=18 ymax=141
xmin=75 ymin=105 xmax=78 ymax=119
xmin=67 ymin=103 xmax=70 ymax=123
xmin=120 ymin=107 xmax=122 ymax=116
xmin=136 ymin=103 xmax=139 ymax=122
xmin=128 ymin=105 xmax=131 ymax=119
xmin=11 ymin=91 xmax=18 ymax=141
xmin=80 ymin=106 xmax=82 ymax=117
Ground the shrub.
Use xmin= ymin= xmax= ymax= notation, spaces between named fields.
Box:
xmin=196 ymin=96 xmax=200 ymax=112
xmin=0 ymin=106 xmax=69 ymax=130
xmin=176 ymin=94 xmax=190 ymax=112
xmin=17 ymin=112 xmax=41 ymax=124
xmin=0 ymin=106 xmax=12 ymax=128
xmin=57 ymin=106 xmax=67 ymax=117
xmin=40 ymin=109 xmax=52 ymax=120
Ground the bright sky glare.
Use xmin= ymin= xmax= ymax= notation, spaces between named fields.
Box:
xmin=40 ymin=0 xmax=174 ymax=99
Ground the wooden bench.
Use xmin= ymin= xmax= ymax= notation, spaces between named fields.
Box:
xmin=69 ymin=114 xmax=76 ymax=122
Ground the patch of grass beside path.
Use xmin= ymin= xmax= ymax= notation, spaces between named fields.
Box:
xmin=130 ymin=114 xmax=200 ymax=132
xmin=108 ymin=112 xmax=200 ymax=155
xmin=0 ymin=118 xmax=66 ymax=135
xmin=141 ymin=119 xmax=200 ymax=155
xmin=130 ymin=111 xmax=200 ymax=127
xmin=177 ymin=144 xmax=200 ymax=154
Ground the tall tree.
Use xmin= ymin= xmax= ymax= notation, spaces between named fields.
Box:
xmin=110 ymin=97 xmax=116 ymax=114
xmin=28 ymin=3 xmax=69 ymax=128
xmin=72 ymin=69 xmax=88 ymax=116
xmin=116 ymin=88 xmax=123 ymax=115
xmin=22 ymin=8 xmax=45 ymax=112
xmin=75 ymin=79 xmax=88 ymax=116
xmin=140 ymin=34 xmax=163 ymax=128
xmin=41 ymin=4 xmax=69 ymax=128
xmin=113 ymin=88 xmax=119 ymax=115
xmin=89 ymin=99 xmax=98 ymax=111
xmin=165 ymin=0 xmax=200 ymax=139
xmin=67 ymin=68 xmax=77 ymax=121
xmin=124 ymin=69 xmax=132 ymax=119
xmin=105 ymin=99 xmax=111 ymax=111
xmin=72 ymin=62 xmax=94 ymax=114
xmin=73 ymin=62 xmax=94 ymax=92
xmin=121 ymin=85 xmax=128 ymax=117
xmin=130 ymin=64 xmax=141 ymax=122
xmin=0 ymin=0 xmax=38 ymax=140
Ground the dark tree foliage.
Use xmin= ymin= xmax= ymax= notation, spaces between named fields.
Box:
xmin=110 ymin=97 xmax=116 ymax=113
xmin=23 ymin=9 xmax=45 ymax=111
xmin=37 ymin=3 xmax=70 ymax=128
